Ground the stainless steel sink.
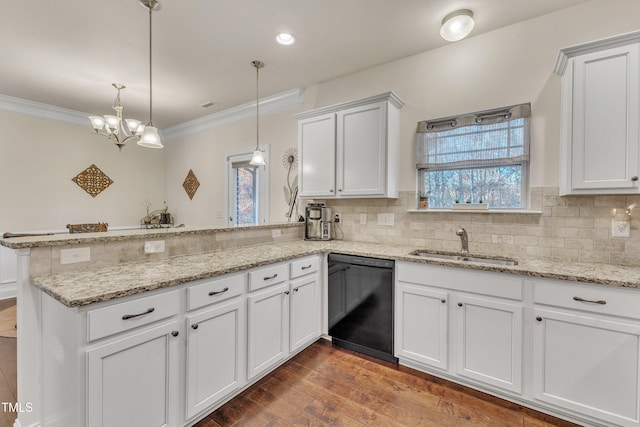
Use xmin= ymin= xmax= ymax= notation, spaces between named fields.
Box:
xmin=409 ymin=250 xmax=518 ymax=266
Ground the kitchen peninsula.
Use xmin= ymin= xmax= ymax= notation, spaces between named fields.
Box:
xmin=3 ymin=224 xmax=640 ymax=427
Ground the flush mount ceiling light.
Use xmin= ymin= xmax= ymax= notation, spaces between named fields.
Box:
xmin=249 ymin=60 xmax=266 ymax=166
xmin=440 ymin=9 xmax=475 ymax=42
xmin=137 ymin=0 xmax=163 ymax=149
xmin=276 ymin=33 xmax=295 ymax=46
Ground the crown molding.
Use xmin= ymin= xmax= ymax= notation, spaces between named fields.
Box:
xmin=293 ymin=91 xmax=404 ymax=120
xmin=0 ymin=87 xmax=305 ymax=140
xmin=161 ymin=88 xmax=305 ymax=140
xmin=0 ymin=93 xmax=89 ymax=126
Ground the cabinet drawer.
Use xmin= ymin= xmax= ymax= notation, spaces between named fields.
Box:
xmin=249 ymin=263 xmax=288 ymax=292
xmin=187 ymin=273 xmax=245 ymax=311
xmin=534 ymin=279 xmax=640 ymax=320
xmin=88 ymin=290 xmax=180 ymax=342
xmin=290 ymin=256 xmax=320 ymax=279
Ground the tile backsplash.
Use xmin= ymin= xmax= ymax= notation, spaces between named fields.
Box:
xmin=325 ymin=187 xmax=640 ymax=267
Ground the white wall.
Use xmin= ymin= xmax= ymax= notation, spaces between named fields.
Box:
xmin=0 ymin=110 xmax=166 ymax=232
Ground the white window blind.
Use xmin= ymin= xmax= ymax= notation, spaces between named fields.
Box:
xmin=416 ymin=103 xmax=531 ymax=209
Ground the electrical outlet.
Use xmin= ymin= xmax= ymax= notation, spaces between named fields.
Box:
xmin=334 ymin=213 xmax=341 ymax=223
xmin=60 ymin=247 xmax=90 ymax=265
xmin=377 ymin=213 xmax=395 ymax=227
xmin=360 ymin=213 xmax=367 ymax=225
xmin=144 ymin=240 xmax=165 ymax=254
xmin=612 ymin=219 xmax=631 ymax=237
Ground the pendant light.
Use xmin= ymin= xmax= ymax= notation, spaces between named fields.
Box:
xmin=137 ymin=0 xmax=163 ymax=149
xmin=249 ymin=60 xmax=266 ymax=166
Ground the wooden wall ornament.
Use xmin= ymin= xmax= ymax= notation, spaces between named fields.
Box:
xmin=182 ymin=169 xmax=200 ymax=200
xmin=71 ymin=164 xmax=113 ymax=197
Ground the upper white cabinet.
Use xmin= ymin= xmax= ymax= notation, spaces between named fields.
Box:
xmin=555 ymin=31 xmax=640 ymax=195
xmin=296 ymin=92 xmax=403 ymax=199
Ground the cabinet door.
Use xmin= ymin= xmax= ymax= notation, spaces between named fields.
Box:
xmin=87 ymin=321 xmax=180 ymax=427
xmin=185 ymin=299 xmax=245 ymax=420
xmin=395 ymin=283 xmax=448 ymax=370
xmin=336 ymin=102 xmax=387 ymax=197
xmin=290 ymin=274 xmax=320 ymax=353
xmin=533 ymin=308 xmax=640 ymax=427
xmin=454 ymin=294 xmax=523 ymax=394
xmin=298 ymin=113 xmax=336 ymax=197
xmin=247 ymin=283 xmax=289 ymax=380
xmin=569 ymin=44 xmax=640 ymax=192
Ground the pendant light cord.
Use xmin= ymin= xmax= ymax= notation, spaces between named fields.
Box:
xmin=255 ymin=62 xmax=259 ymax=151
xmin=148 ymin=5 xmax=153 ymax=126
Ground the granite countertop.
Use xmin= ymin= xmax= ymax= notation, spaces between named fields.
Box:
xmin=31 ymin=240 xmax=640 ymax=308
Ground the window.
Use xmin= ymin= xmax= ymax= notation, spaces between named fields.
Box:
xmin=416 ymin=104 xmax=530 ymax=209
xmin=226 ymin=147 xmax=269 ymax=225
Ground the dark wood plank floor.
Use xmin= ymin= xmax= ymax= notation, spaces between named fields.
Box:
xmin=196 ymin=340 xmax=581 ymax=427
xmin=0 ymin=298 xmax=17 ymax=427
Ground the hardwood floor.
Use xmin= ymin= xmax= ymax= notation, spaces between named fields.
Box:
xmin=0 ymin=298 xmax=16 ymax=427
xmin=0 ymin=303 xmax=579 ymax=427
xmin=196 ymin=340 xmax=580 ymax=427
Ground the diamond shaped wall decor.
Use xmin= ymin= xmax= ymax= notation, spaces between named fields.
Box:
xmin=183 ymin=169 xmax=200 ymax=200
xmin=71 ymin=164 xmax=113 ymax=198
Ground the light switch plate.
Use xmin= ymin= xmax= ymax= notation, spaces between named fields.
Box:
xmin=60 ymin=247 xmax=90 ymax=264
xmin=144 ymin=240 xmax=165 ymax=254
xmin=612 ymin=219 xmax=631 ymax=237
xmin=360 ymin=214 xmax=367 ymax=225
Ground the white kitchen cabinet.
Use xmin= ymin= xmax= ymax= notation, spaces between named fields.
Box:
xmin=395 ymin=282 xmax=449 ymax=370
xmin=556 ymin=32 xmax=640 ymax=195
xmin=395 ymin=262 xmax=524 ymax=395
xmin=533 ymin=279 xmax=640 ymax=427
xmin=295 ymin=92 xmax=403 ymax=199
xmin=185 ymin=298 xmax=245 ymax=420
xmin=289 ymin=268 xmax=320 ymax=353
xmin=87 ymin=321 xmax=181 ymax=427
xmin=454 ymin=294 xmax=522 ymax=394
xmin=247 ymin=282 xmax=290 ymax=380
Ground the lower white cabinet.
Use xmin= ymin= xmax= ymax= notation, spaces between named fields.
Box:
xmin=87 ymin=321 xmax=181 ymax=427
xmin=395 ymin=262 xmax=524 ymax=395
xmin=533 ymin=279 xmax=640 ymax=427
xmin=290 ymin=272 xmax=321 ymax=353
xmin=185 ymin=298 xmax=245 ymax=420
xmin=395 ymin=283 xmax=449 ymax=370
xmin=454 ymin=293 xmax=522 ymax=394
xmin=247 ymin=282 xmax=290 ymax=380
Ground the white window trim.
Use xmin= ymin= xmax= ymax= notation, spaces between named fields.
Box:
xmin=224 ymin=145 xmax=270 ymax=226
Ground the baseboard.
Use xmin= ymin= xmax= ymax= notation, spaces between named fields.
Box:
xmin=0 ymin=282 xmax=17 ymax=300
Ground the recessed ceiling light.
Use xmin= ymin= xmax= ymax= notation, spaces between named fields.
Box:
xmin=440 ymin=9 xmax=474 ymax=42
xmin=276 ymin=33 xmax=295 ymax=46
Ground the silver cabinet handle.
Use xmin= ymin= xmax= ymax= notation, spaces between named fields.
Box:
xmin=208 ymin=287 xmax=229 ymax=296
xmin=573 ymin=296 xmax=606 ymax=305
xmin=301 ymin=265 xmax=313 ymax=270
xmin=632 ymin=176 xmax=639 ymax=181
xmin=122 ymin=307 xmax=155 ymax=320
xmin=329 ymin=189 xmax=334 ymax=193
xmin=264 ymin=274 xmax=278 ymax=281
xmin=338 ymin=189 xmax=343 ymax=192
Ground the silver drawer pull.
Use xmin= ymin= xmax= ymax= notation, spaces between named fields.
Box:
xmin=122 ymin=307 xmax=155 ymax=320
xmin=264 ymin=273 xmax=278 ymax=281
xmin=301 ymin=265 xmax=313 ymax=270
xmin=573 ymin=296 xmax=606 ymax=305
xmin=208 ymin=287 xmax=229 ymax=296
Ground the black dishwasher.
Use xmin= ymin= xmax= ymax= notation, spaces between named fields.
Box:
xmin=328 ymin=253 xmax=397 ymax=363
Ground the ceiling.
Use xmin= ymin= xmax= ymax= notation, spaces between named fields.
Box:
xmin=0 ymin=0 xmax=589 ymax=129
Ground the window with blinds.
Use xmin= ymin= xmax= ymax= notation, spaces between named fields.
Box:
xmin=416 ymin=103 xmax=531 ymax=209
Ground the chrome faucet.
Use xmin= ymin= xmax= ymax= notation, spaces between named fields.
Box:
xmin=456 ymin=227 xmax=469 ymax=254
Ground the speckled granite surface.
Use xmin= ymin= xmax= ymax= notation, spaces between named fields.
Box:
xmin=0 ymin=223 xmax=302 ymax=249
xmin=32 ymin=240 xmax=640 ymax=307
